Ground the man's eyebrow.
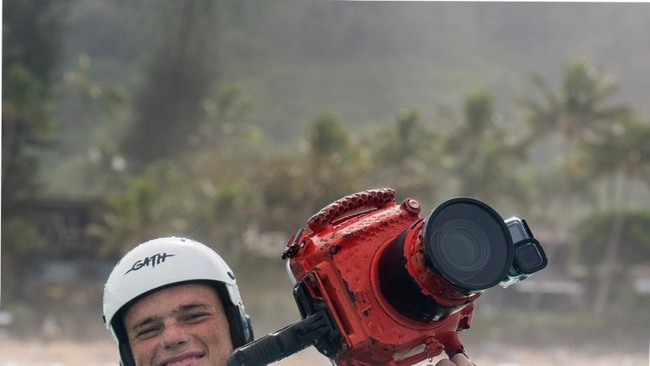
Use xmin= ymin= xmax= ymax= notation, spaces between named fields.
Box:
xmin=175 ymin=303 xmax=213 ymax=313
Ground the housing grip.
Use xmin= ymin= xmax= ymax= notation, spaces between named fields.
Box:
xmin=307 ymin=188 xmax=396 ymax=232
xmin=227 ymin=309 xmax=335 ymax=366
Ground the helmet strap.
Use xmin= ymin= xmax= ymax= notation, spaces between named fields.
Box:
xmin=119 ymin=340 xmax=135 ymax=366
xmin=226 ymin=305 xmax=254 ymax=347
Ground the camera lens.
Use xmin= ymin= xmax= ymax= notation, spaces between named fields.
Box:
xmin=514 ymin=241 xmax=545 ymax=274
xmin=377 ymin=198 xmax=515 ymax=322
xmin=423 ymin=198 xmax=513 ymax=292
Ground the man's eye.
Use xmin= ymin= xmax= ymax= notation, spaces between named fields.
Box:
xmin=183 ymin=312 xmax=210 ymax=323
xmin=133 ymin=326 xmax=161 ymax=340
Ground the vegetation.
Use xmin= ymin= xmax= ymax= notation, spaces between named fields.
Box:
xmin=2 ymin=0 xmax=68 ymax=206
xmin=2 ymin=1 xmax=649 ymax=352
xmin=2 ymin=0 xmax=69 ymax=320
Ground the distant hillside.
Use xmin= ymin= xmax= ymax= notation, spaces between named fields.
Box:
xmin=62 ymin=1 xmax=650 ymax=146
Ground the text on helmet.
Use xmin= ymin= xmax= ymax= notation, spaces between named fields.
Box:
xmin=125 ymin=252 xmax=176 ymax=274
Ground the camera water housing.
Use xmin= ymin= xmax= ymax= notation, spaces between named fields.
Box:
xmin=228 ymin=188 xmax=548 ymax=366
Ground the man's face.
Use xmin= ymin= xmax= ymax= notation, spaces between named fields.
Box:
xmin=123 ymin=283 xmax=234 ymax=366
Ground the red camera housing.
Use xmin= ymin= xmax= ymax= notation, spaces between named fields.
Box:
xmin=284 ymin=188 xmax=478 ymax=366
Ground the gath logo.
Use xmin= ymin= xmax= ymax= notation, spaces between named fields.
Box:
xmin=125 ymin=252 xmax=175 ymax=274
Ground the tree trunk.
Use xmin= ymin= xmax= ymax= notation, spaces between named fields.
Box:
xmin=592 ymin=172 xmax=630 ymax=315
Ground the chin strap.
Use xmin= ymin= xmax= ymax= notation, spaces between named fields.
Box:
xmin=119 ymin=341 xmax=135 ymax=366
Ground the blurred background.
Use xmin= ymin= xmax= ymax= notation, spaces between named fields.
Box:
xmin=2 ymin=1 xmax=649 ymax=365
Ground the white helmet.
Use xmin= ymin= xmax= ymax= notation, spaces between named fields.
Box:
xmin=103 ymin=237 xmax=253 ymax=366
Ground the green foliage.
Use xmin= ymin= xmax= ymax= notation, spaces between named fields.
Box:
xmin=2 ymin=1 xmax=69 ymax=308
xmin=395 ymin=109 xmax=422 ymax=158
xmin=442 ymin=90 xmax=528 ymax=204
xmin=37 ymin=54 xmax=132 ymax=197
xmin=101 ymin=175 xmax=156 ymax=256
xmin=520 ymin=61 xmax=636 ymax=227
xmin=563 ymin=60 xmax=623 ymax=119
xmin=250 ymin=113 xmax=371 ymax=232
xmin=522 ymin=60 xmax=629 ymax=155
xmin=1 ymin=217 xmax=46 ymax=258
xmin=57 ymin=55 xmax=129 ymax=142
xmin=121 ymin=0 xmax=219 ymax=170
xmin=306 ymin=112 xmax=350 ymax=161
xmin=196 ymin=83 xmax=256 ymax=150
xmin=368 ymin=107 xmax=446 ymax=204
xmin=3 ymin=0 xmax=69 ymax=86
xmin=303 ymin=113 xmax=371 ymax=203
xmin=1 ymin=217 xmax=45 ymax=302
xmin=252 ymin=153 xmax=313 ymax=232
xmin=573 ymin=210 xmax=650 ymax=267
xmin=465 ymin=91 xmax=494 ymax=131
xmin=521 ymin=61 xmax=648 ymax=315
xmin=102 ymin=159 xmax=240 ymax=255
xmin=2 ymin=0 xmax=70 ymax=207
xmin=207 ymin=179 xmax=258 ymax=246
xmin=580 ymin=111 xmax=650 ymax=184
xmin=2 ymin=64 xmax=52 ymax=204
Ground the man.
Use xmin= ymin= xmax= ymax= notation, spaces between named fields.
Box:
xmin=103 ymin=237 xmax=253 ymax=366
xmin=103 ymin=237 xmax=473 ymax=366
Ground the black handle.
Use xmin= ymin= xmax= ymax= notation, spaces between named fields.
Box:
xmin=227 ymin=309 xmax=335 ymax=366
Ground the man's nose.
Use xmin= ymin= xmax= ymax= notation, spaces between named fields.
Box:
xmin=161 ymin=321 xmax=189 ymax=349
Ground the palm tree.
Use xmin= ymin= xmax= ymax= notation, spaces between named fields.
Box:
xmin=443 ymin=90 xmax=526 ymax=204
xmin=520 ymin=60 xmax=629 ymax=234
xmin=521 ymin=59 xmax=637 ymax=314
xmin=371 ymin=107 xmax=445 ymax=203
xmin=579 ymin=112 xmax=650 ymax=314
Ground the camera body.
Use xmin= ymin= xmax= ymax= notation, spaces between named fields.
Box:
xmin=282 ymin=188 xmax=547 ymax=365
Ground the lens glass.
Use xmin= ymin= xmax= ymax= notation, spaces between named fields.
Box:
xmin=439 ymin=219 xmax=490 ymax=272
xmin=423 ymin=199 xmax=513 ymax=292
